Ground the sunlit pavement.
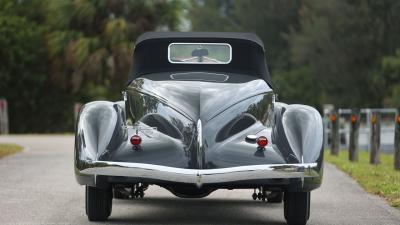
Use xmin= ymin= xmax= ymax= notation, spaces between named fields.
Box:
xmin=0 ymin=135 xmax=399 ymax=225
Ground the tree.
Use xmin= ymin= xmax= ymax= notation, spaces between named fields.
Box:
xmin=189 ymin=0 xmax=400 ymax=109
xmin=44 ymin=0 xmax=184 ymax=101
xmin=273 ymin=66 xmax=323 ymax=107
xmin=380 ymin=49 xmax=400 ymax=107
xmin=189 ymin=0 xmax=318 ymax=105
xmin=0 ymin=0 xmax=183 ymax=133
xmin=190 ymin=0 xmax=302 ymax=71
xmin=288 ymin=0 xmax=400 ymax=107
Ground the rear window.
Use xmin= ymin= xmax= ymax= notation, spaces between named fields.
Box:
xmin=168 ymin=43 xmax=232 ymax=64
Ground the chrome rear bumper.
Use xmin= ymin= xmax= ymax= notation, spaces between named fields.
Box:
xmin=79 ymin=161 xmax=319 ymax=186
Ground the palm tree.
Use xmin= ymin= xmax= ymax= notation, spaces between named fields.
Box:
xmin=44 ymin=0 xmax=183 ymax=100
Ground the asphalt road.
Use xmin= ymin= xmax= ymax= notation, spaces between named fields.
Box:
xmin=0 ymin=135 xmax=399 ymax=225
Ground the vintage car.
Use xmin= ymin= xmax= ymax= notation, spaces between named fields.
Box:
xmin=75 ymin=32 xmax=323 ymax=225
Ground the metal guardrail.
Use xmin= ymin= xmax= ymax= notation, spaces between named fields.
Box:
xmin=324 ymin=108 xmax=398 ymax=152
xmin=324 ymin=107 xmax=400 ymax=170
xmin=338 ymin=108 xmax=398 ymax=114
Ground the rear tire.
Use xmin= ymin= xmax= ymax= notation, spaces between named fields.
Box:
xmin=284 ymin=191 xmax=310 ymax=225
xmin=86 ymin=186 xmax=112 ymax=221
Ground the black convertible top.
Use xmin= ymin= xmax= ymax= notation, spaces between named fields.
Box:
xmin=135 ymin=32 xmax=265 ymax=50
xmin=129 ymin=32 xmax=272 ymax=86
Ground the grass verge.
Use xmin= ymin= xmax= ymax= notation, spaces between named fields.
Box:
xmin=0 ymin=143 xmax=23 ymax=158
xmin=325 ymin=150 xmax=400 ymax=209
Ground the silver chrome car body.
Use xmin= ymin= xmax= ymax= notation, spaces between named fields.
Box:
xmin=75 ymin=32 xmax=324 ymax=194
xmin=76 ymin=31 xmax=324 ymax=225
xmin=75 ymin=96 xmax=323 ymax=190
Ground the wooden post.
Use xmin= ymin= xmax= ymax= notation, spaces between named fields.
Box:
xmin=330 ymin=110 xmax=340 ymax=155
xmin=0 ymin=98 xmax=9 ymax=134
xmin=370 ymin=112 xmax=381 ymax=164
xmin=349 ymin=109 xmax=360 ymax=162
xmin=395 ymin=110 xmax=400 ymax=170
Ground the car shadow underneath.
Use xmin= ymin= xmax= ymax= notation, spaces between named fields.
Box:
xmin=107 ymin=197 xmax=286 ymax=225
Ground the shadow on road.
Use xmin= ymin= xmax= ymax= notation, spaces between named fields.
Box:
xmin=105 ymin=197 xmax=286 ymax=225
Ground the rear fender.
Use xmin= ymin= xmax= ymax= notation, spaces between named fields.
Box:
xmin=271 ymin=102 xmax=324 ymax=190
xmin=74 ymin=101 xmax=126 ymax=186
xmin=272 ymin=102 xmax=323 ymax=165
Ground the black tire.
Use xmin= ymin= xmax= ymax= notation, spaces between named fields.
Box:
xmin=284 ymin=191 xmax=310 ymax=225
xmin=86 ymin=186 xmax=112 ymax=221
xmin=267 ymin=191 xmax=283 ymax=203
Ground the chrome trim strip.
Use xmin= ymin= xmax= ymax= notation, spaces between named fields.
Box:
xmin=196 ymin=119 xmax=203 ymax=169
xmin=79 ymin=161 xmax=319 ymax=185
xmin=169 ymin=72 xmax=229 ymax=82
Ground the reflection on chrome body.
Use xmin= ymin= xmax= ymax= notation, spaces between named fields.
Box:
xmin=75 ymin=74 xmax=324 ymax=191
xmin=170 ymin=72 xmax=229 ymax=82
xmin=76 ymin=32 xmax=324 ymax=224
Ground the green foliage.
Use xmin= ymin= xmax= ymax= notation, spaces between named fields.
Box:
xmin=44 ymin=0 xmax=183 ymax=98
xmin=46 ymin=31 xmax=82 ymax=58
xmin=380 ymin=49 xmax=400 ymax=107
xmin=190 ymin=0 xmax=301 ymax=70
xmin=325 ymin=151 xmax=400 ymax=208
xmin=0 ymin=0 xmax=44 ymax=21
xmin=0 ymin=15 xmax=45 ymax=83
xmin=287 ymin=0 xmax=400 ymax=108
xmin=190 ymin=0 xmax=238 ymax=32
xmin=104 ymin=19 xmax=129 ymax=45
xmin=0 ymin=144 xmax=23 ymax=158
xmin=0 ymin=0 xmax=183 ymax=133
xmin=190 ymin=0 xmax=400 ymax=109
xmin=3 ymin=0 xmax=400 ymax=133
xmin=273 ymin=66 xmax=322 ymax=107
xmin=0 ymin=13 xmax=54 ymax=133
xmin=45 ymin=0 xmax=75 ymax=29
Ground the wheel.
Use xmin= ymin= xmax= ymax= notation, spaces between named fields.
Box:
xmin=86 ymin=186 xmax=112 ymax=221
xmin=284 ymin=191 xmax=310 ymax=225
xmin=267 ymin=191 xmax=283 ymax=203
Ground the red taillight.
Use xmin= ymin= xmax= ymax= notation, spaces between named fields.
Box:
xmin=351 ymin=115 xmax=357 ymax=123
xmin=330 ymin=114 xmax=337 ymax=122
xmin=130 ymin=135 xmax=142 ymax=146
xmin=257 ymin=136 xmax=268 ymax=148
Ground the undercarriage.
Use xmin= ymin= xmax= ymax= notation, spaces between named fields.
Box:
xmin=86 ymin=182 xmax=310 ymax=225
